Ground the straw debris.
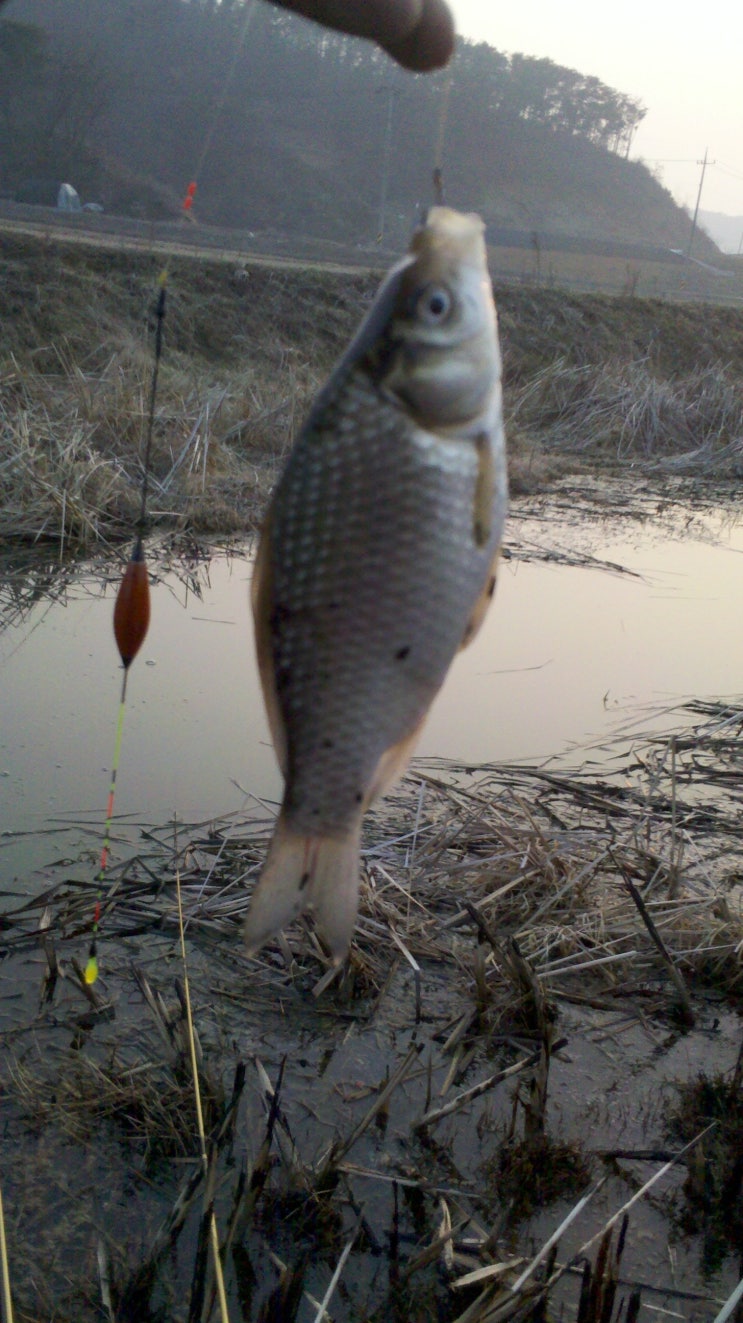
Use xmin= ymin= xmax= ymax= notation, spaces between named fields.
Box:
xmin=1 ymin=697 xmax=742 ymax=1317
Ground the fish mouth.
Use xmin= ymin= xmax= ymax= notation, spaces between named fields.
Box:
xmin=416 ymin=205 xmax=486 ymax=240
xmin=407 ymin=208 xmax=488 ymax=291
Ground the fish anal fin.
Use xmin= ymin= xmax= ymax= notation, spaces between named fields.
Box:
xmin=460 ymin=548 xmax=501 ymax=652
xmin=366 ymin=713 xmax=428 ymax=808
xmin=251 ymin=510 xmax=288 ymax=777
xmin=244 ymin=814 xmax=361 ymax=963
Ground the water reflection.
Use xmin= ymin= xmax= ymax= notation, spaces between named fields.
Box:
xmin=2 ymin=500 xmax=742 ymax=881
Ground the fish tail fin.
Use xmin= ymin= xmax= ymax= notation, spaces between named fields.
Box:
xmin=244 ymin=814 xmax=361 ymax=963
xmin=309 ymin=822 xmax=362 ymax=961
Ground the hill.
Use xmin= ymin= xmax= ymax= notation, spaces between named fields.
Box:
xmin=0 ymin=0 xmax=718 ymax=260
xmin=700 ymin=210 xmax=743 ymax=254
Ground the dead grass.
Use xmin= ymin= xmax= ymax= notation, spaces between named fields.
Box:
xmin=0 ymin=235 xmax=369 ymax=549
xmin=509 ymin=357 xmax=743 ymax=473
xmin=487 ymin=1135 xmax=592 ymax=1222
xmin=8 ymin=1052 xmax=209 ymax=1157
xmin=664 ymin=1051 xmax=743 ymax=1276
xmin=3 ymin=234 xmax=743 ymax=548
xmin=0 ymin=334 xmax=318 ymax=548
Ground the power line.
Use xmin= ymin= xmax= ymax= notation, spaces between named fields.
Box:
xmin=716 ymin=162 xmax=743 ymax=183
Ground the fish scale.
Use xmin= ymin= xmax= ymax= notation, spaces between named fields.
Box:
xmin=246 ymin=206 xmax=507 ymax=958
xmin=271 ymin=375 xmax=490 ymax=829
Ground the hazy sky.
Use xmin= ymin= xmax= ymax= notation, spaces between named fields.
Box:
xmin=450 ymin=0 xmax=743 ymax=218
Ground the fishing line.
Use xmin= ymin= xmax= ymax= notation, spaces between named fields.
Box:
xmin=0 ymin=1183 xmax=13 ymax=1323
xmin=136 ymin=273 xmax=167 ymax=537
xmin=174 ymin=859 xmax=230 ymax=1320
xmin=84 ymin=1 xmax=258 ymax=984
xmin=83 ymin=293 xmax=159 ymax=985
xmin=432 ymin=68 xmax=453 ymax=204
xmin=190 ymin=0 xmax=259 ymax=190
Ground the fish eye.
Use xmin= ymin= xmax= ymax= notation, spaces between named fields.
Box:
xmin=415 ymin=283 xmax=453 ymax=326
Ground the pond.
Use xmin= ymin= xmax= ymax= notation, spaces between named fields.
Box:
xmin=2 ymin=484 xmax=743 ymax=1318
xmin=2 ymin=487 xmax=743 ymax=880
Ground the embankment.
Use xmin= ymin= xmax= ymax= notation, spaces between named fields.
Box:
xmin=2 ymin=233 xmax=743 ymax=545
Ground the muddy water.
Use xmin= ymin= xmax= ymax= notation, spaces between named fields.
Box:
xmin=2 ymin=496 xmax=743 ymax=884
xmin=2 ymin=492 xmax=743 ymax=1313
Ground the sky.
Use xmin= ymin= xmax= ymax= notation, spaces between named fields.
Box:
xmin=450 ymin=0 xmax=743 ymax=219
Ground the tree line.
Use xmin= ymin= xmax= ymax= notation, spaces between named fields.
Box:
xmin=0 ymin=0 xmax=647 ymax=238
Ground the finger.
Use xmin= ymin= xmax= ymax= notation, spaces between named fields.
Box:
xmin=381 ymin=0 xmax=455 ymax=71
xmin=274 ymin=0 xmax=455 ymax=71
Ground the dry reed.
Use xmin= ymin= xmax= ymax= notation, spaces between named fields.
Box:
xmin=4 ymin=233 xmax=743 ymax=552
xmin=509 ymin=357 xmax=743 ymax=473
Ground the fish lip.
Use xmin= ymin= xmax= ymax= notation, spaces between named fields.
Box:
xmin=413 ymin=205 xmax=486 ymax=250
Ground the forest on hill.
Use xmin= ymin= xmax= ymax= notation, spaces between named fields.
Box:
xmin=0 ymin=0 xmax=716 ymax=255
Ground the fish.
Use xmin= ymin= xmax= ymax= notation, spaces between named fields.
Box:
xmin=245 ymin=206 xmax=507 ymax=960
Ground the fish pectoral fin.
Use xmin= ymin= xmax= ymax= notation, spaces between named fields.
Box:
xmin=460 ymin=548 xmax=501 ymax=651
xmin=244 ymin=814 xmax=361 ymax=964
xmin=473 ymin=431 xmax=495 ymax=548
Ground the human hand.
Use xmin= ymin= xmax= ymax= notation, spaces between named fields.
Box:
xmin=269 ymin=0 xmax=455 ymax=71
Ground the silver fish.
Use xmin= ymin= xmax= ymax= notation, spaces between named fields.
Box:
xmin=246 ymin=206 xmax=507 ymax=959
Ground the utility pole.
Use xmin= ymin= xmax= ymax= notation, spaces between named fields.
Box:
xmin=687 ymin=148 xmax=715 ymax=257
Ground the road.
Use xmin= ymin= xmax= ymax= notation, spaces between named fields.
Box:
xmin=2 ymin=201 xmax=742 ymax=303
